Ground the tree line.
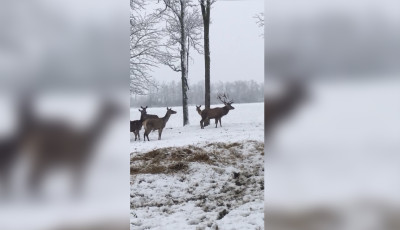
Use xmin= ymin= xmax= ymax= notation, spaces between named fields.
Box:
xmin=130 ymin=80 xmax=263 ymax=107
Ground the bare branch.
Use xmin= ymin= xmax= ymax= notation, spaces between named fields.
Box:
xmin=254 ymin=12 xmax=264 ymax=38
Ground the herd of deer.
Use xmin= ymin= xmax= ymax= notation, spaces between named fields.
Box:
xmin=130 ymin=80 xmax=307 ymax=142
xmin=130 ymin=93 xmax=235 ymax=141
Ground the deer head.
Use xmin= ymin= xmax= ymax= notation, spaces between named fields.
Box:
xmin=139 ymin=106 xmax=149 ymax=115
xmin=166 ymin=107 xmax=177 ymax=115
xmin=217 ymin=93 xmax=235 ymax=110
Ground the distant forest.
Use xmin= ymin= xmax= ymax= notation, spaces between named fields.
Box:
xmin=131 ymin=80 xmax=263 ymax=107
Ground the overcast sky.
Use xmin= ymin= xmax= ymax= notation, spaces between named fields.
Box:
xmin=150 ymin=0 xmax=264 ymax=84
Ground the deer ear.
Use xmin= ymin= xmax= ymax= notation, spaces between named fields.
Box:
xmin=139 ymin=109 xmax=141 ymax=112
xmin=145 ymin=106 xmax=148 ymax=108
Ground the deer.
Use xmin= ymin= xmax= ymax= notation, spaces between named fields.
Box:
xmin=130 ymin=107 xmax=160 ymax=141
xmin=143 ymin=107 xmax=177 ymax=141
xmin=139 ymin=106 xmax=159 ymax=120
xmin=265 ymin=79 xmax=308 ymax=139
xmin=195 ymin=105 xmax=202 ymax=115
xmin=22 ymin=98 xmax=120 ymax=197
xmin=0 ymin=93 xmax=35 ymax=197
xmin=0 ymin=136 xmax=21 ymax=197
xmin=200 ymin=94 xmax=235 ymax=129
xmin=130 ymin=120 xmax=142 ymax=141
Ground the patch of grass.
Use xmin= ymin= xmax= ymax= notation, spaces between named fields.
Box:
xmin=130 ymin=141 xmax=264 ymax=175
xmin=130 ymin=166 xmax=140 ymax=175
xmin=168 ymin=162 xmax=188 ymax=173
xmin=206 ymin=142 xmax=241 ymax=149
xmin=187 ymin=153 xmax=212 ymax=163
xmin=141 ymin=165 xmax=167 ymax=174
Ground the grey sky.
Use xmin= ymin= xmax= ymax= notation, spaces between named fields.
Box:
xmin=150 ymin=0 xmax=264 ymax=84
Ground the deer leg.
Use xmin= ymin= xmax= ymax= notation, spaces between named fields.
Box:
xmin=71 ymin=163 xmax=85 ymax=198
xmin=0 ymin=167 xmax=12 ymax=198
xmin=219 ymin=118 xmax=222 ymax=127
xmin=215 ymin=118 xmax=218 ymax=128
xmin=135 ymin=130 xmax=140 ymax=141
xmin=144 ymin=130 xmax=150 ymax=141
xmin=200 ymin=119 xmax=204 ymax=129
xmin=28 ymin=160 xmax=46 ymax=196
xmin=158 ymin=129 xmax=162 ymax=140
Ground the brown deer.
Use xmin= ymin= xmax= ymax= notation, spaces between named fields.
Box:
xmin=130 ymin=120 xmax=142 ymax=141
xmin=130 ymin=107 xmax=159 ymax=141
xmin=0 ymin=136 xmax=21 ymax=197
xmin=265 ymin=80 xmax=308 ymax=139
xmin=195 ymin=105 xmax=202 ymax=115
xmin=23 ymin=98 xmax=120 ymax=196
xmin=139 ymin=106 xmax=159 ymax=120
xmin=0 ymin=93 xmax=35 ymax=197
xmin=200 ymin=94 xmax=235 ymax=129
xmin=143 ymin=107 xmax=177 ymax=141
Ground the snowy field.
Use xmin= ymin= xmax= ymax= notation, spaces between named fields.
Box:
xmin=266 ymin=79 xmax=400 ymax=229
xmin=130 ymin=103 xmax=264 ymax=229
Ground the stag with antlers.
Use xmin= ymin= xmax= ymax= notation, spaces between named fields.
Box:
xmin=200 ymin=93 xmax=235 ymax=129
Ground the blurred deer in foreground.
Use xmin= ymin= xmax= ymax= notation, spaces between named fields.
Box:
xmin=0 ymin=136 xmax=19 ymax=197
xmin=23 ymin=97 xmax=120 ymax=196
xmin=265 ymin=80 xmax=308 ymax=139
xmin=143 ymin=107 xmax=177 ymax=141
xmin=200 ymin=94 xmax=235 ymax=129
xmin=0 ymin=94 xmax=33 ymax=197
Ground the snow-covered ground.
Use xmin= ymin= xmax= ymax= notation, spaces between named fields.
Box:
xmin=130 ymin=103 xmax=264 ymax=229
xmin=266 ymin=79 xmax=400 ymax=230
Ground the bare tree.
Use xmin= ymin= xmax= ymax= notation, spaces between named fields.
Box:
xmin=254 ymin=12 xmax=264 ymax=38
xmin=199 ymin=0 xmax=216 ymax=126
xmin=130 ymin=0 xmax=167 ymax=95
xmin=157 ymin=0 xmax=203 ymax=126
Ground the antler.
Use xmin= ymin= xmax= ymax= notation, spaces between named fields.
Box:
xmin=217 ymin=93 xmax=234 ymax=104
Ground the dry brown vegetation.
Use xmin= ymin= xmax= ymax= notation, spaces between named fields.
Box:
xmin=130 ymin=141 xmax=264 ymax=175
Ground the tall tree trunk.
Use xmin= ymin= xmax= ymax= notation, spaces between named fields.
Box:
xmin=181 ymin=1 xmax=189 ymax=126
xmin=200 ymin=0 xmax=211 ymax=126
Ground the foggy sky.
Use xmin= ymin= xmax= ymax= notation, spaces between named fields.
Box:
xmin=150 ymin=0 xmax=264 ymax=84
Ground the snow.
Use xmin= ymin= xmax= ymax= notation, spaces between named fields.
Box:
xmin=130 ymin=103 xmax=264 ymax=229
xmin=265 ymin=79 xmax=400 ymax=229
